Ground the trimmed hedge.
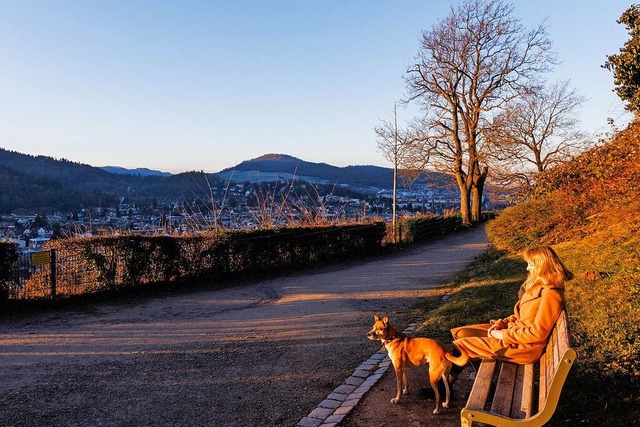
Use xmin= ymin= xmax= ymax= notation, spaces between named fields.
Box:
xmin=401 ymin=215 xmax=463 ymax=243
xmin=7 ymin=222 xmax=386 ymax=301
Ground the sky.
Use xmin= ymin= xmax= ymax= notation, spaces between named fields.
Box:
xmin=0 ymin=1 xmax=634 ymax=174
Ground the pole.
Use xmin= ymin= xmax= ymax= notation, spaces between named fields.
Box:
xmin=392 ymin=102 xmax=398 ymax=243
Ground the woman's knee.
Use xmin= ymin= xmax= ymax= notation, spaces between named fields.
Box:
xmin=452 ymin=324 xmax=491 ymax=339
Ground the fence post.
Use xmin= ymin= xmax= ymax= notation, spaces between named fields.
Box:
xmin=50 ymin=249 xmax=57 ymax=298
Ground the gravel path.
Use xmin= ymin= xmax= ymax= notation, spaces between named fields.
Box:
xmin=0 ymin=226 xmax=488 ymax=427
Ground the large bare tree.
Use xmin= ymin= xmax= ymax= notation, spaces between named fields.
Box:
xmin=402 ymin=0 xmax=555 ymax=225
xmin=486 ymin=80 xmax=587 ymax=195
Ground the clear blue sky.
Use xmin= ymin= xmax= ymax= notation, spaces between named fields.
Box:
xmin=0 ymin=1 xmax=633 ymax=173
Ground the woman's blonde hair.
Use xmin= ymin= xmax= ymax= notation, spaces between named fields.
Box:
xmin=522 ymin=246 xmax=573 ymax=290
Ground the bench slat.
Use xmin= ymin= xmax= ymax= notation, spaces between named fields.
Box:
xmin=540 ymin=312 xmax=561 ymax=409
xmin=547 ymin=327 xmax=557 ymax=401
xmin=556 ymin=311 xmax=570 ymax=355
xmin=539 ymin=346 xmax=548 ymax=410
xmin=552 ymin=323 xmax=561 ymax=372
xmin=510 ymin=363 xmax=534 ymax=419
xmin=491 ymin=362 xmax=517 ymax=416
xmin=466 ymin=359 xmax=497 ymax=410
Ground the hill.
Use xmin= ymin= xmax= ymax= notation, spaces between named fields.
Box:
xmin=217 ymin=153 xmax=454 ymax=190
xmin=486 ymin=121 xmax=640 ymax=424
xmin=0 ymin=148 xmax=218 ymax=212
xmin=101 ymin=166 xmax=172 ymax=177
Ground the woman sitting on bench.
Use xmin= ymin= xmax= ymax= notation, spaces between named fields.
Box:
xmin=449 ymin=246 xmax=573 ymax=373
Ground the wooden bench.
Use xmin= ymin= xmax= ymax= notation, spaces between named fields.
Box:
xmin=460 ymin=310 xmax=576 ymax=427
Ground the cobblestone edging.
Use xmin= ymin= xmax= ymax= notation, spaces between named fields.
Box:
xmin=296 ymin=323 xmax=419 ymax=427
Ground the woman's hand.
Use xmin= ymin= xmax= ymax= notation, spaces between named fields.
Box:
xmin=488 ymin=329 xmax=504 ymax=340
xmin=487 ymin=319 xmax=502 ymax=333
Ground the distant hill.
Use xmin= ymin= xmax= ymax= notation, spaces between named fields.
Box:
xmin=217 ymin=153 xmax=454 ymax=190
xmin=101 ymin=166 xmax=172 ymax=177
xmin=0 ymin=148 xmax=195 ymax=212
xmin=0 ymin=149 xmax=129 ymax=211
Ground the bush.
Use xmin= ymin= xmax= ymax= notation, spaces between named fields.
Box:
xmin=486 ymin=191 xmax=587 ymax=252
xmin=395 ymin=214 xmax=463 ymax=244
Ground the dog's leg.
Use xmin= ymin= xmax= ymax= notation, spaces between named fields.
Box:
xmin=430 ymin=379 xmax=441 ymax=414
xmin=429 ymin=368 xmax=445 ymax=414
xmin=402 ymin=369 xmax=409 ymax=395
xmin=391 ymin=367 xmax=404 ymax=404
xmin=441 ymin=373 xmax=451 ymax=409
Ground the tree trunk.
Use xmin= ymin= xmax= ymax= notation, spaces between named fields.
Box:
xmin=453 ymin=164 xmax=473 ymax=226
xmin=472 ymin=164 xmax=488 ymax=223
xmin=459 ymin=184 xmax=472 ymax=226
xmin=471 ymin=185 xmax=482 ymax=223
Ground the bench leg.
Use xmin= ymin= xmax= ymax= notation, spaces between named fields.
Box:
xmin=460 ymin=410 xmax=473 ymax=427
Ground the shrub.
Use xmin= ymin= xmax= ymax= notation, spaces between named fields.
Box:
xmin=395 ymin=213 xmax=463 ymax=244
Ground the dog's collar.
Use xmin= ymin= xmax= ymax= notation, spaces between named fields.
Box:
xmin=382 ymin=335 xmax=399 ymax=346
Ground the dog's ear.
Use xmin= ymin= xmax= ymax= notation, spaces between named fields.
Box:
xmin=373 ymin=312 xmax=380 ymax=322
xmin=382 ymin=315 xmax=389 ymax=326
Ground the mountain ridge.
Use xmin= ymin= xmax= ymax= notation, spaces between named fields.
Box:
xmin=101 ymin=166 xmax=172 ymax=177
xmin=219 ymin=152 xmax=453 ymax=189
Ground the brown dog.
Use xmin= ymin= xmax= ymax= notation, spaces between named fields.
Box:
xmin=367 ymin=313 xmax=453 ymax=414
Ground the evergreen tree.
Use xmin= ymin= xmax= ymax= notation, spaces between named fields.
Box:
xmin=604 ymin=4 xmax=640 ymax=113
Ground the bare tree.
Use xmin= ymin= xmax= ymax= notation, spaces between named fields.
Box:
xmin=375 ymin=103 xmax=414 ymax=241
xmin=486 ymin=80 xmax=587 ymax=195
xmin=403 ymin=0 xmax=555 ymax=225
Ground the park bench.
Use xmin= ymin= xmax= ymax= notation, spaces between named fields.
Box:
xmin=460 ymin=310 xmax=576 ymax=427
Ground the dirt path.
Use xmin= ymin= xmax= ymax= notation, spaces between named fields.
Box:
xmin=0 ymin=226 xmax=488 ymax=427
xmin=341 ymin=355 xmax=477 ymax=427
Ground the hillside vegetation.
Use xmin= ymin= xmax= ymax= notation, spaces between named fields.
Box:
xmin=485 ymin=121 xmax=640 ymax=423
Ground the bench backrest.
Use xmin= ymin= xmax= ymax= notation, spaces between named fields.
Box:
xmin=538 ymin=310 xmax=576 ymax=414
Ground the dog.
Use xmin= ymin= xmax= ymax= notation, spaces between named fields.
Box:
xmin=367 ymin=313 xmax=456 ymax=414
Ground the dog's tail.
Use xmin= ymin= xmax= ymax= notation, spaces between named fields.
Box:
xmin=445 ymin=351 xmax=469 ymax=367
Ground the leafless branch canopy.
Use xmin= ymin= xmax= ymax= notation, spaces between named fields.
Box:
xmin=404 ymin=0 xmax=555 ymax=159
xmin=399 ymin=0 xmax=556 ymax=223
xmin=486 ymin=79 xmax=589 ymax=194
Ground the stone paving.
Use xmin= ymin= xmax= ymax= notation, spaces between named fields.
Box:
xmin=296 ymin=323 xmax=419 ymax=427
